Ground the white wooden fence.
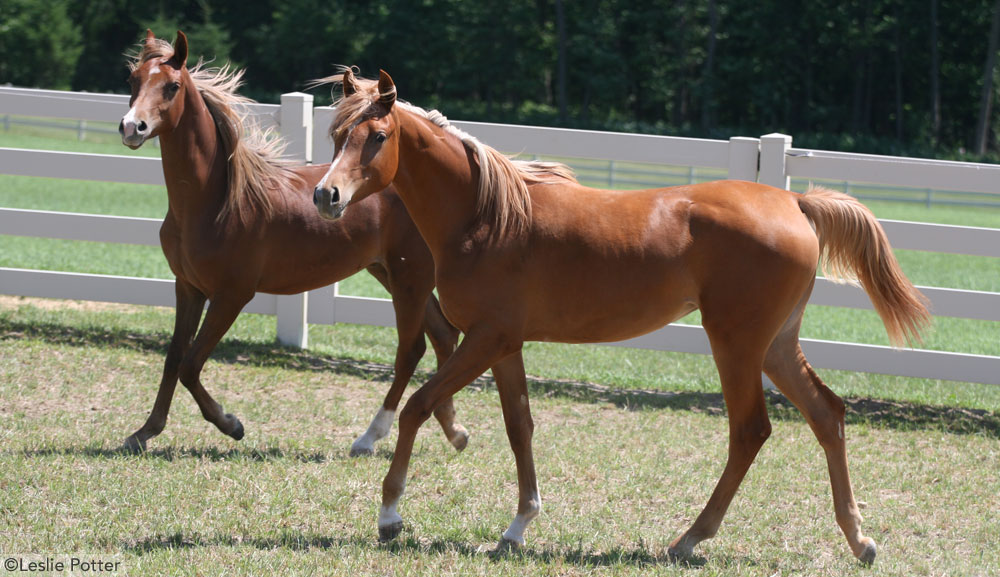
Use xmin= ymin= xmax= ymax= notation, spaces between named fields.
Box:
xmin=1 ymin=87 xmax=999 ymax=386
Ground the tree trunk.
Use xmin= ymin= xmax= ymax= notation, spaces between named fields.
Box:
xmin=894 ymin=8 xmax=904 ymax=142
xmin=556 ymin=0 xmax=567 ymax=123
xmin=930 ymin=0 xmax=941 ymax=145
xmin=700 ymin=0 xmax=718 ymax=131
xmin=975 ymin=0 xmax=1000 ymax=155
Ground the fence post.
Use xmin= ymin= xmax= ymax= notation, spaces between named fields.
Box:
xmin=275 ymin=92 xmax=315 ymax=348
xmin=759 ymin=133 xmax=792 ymax=190
xmin=727 ymin=136 xmax=760 ymax=181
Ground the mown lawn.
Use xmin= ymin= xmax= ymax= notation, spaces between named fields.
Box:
xmin=1 ymin=120 xmax=999 ymax=575
xmin=1 ymin=298 xmax=998 ymax=577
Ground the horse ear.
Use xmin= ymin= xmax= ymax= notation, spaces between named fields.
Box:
xmin=172 ymin=30 xmax=188 ymax=67
xmin=144 ymin=29 xmax=156 ymax=47
xmin=342 ymin=68 xmax=360 ymax=97
xmin=377 ymin=69 xmax=396 ymax=108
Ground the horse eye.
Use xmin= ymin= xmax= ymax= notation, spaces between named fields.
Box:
xmin=375 ymin=132 xmax=387 ymax=144
xmin=166 ymin=82 xmax=180 ymax=95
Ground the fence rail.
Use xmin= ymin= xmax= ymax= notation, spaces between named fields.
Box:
xmin=1 ymin=87 xmax=998 ymax=386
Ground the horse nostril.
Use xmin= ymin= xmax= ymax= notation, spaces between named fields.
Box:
xmin=313 ymin=187 xmax=323 ymax=206
xmin=118 ymin=120 xmax=125 ymax=135
xmin=137 ymin=120 xmax=148 ymax=133
xmin=331 ymin=187 xmax=340 ymax=204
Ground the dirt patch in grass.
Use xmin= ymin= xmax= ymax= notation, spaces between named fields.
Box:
xmin=0 ymin=295 xmax=165 ymax=315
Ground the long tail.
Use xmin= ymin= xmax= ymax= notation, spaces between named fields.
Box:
xmin=798 ymin=185 xmax=931 ymax=347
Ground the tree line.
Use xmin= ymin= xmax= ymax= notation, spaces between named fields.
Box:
xmin=3 ymin=0 xmax=1000 ymax=161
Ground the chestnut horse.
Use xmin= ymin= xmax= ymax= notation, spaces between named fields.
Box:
xmin=311 ymin=70 xmax=931 ymax=563
xmin=117 ymin=32 xmax=467 ymax=456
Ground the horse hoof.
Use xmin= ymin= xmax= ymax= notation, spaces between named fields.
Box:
xmin=349 ymin=445 xmax=374 ymax=458
xmin=226 ymin=415 xmax=245 ymax=441
xmin=122 ymin=435 xmax=146 ymax=454
xmin=378 ymin=520 xmax=403 ymax=543
xmin=667 ymin=543 xmax=694 ymax=563
xmin=449 ymin=428 xmax=470 ymax=452
xmin=493 ymin=537 xmax=522 ymax=554
xmin=856 ymin=537 xmax=877 ymax=565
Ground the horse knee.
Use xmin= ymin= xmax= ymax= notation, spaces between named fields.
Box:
xmin=177 ymin=357 xmax=201 ymax=388
xmin=398 ymin=395 xmax=435 ymax=430
xmin=732 ymin=417 xmax=771 ymax=453
xmin=404 ymin=335 xmax=427 ymax=366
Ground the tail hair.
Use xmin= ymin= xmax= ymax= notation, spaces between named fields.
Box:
xmin=798 ymin=185 xmax=931 ymax=347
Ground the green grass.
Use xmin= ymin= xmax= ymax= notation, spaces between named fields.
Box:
xmin=1 ymin=300 xmax=998 ymax=576
xmin=2 ymin=123 xmax=1000 ymax=576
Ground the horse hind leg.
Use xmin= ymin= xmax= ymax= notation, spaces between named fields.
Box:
xmin=175 ymin=295 xmax=249 ymax=441
xmin=763 ymin=326 xmax=877 ymax=564
xmin=423 ymin=296 xmax=469 ymax=451
xmin=352 ymin=265 xmax=467 ymax=456
xmin=669 ymin=338 xmax=772 ymax=560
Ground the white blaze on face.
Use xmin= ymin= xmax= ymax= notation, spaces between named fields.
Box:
xmin=319 ymin=123 xmax=356 ymax=190
xmin=121 ymin=106 xmax=142 ymax=140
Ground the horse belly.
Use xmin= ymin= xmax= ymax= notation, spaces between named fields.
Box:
xmin=525 ymin=263 xmax=699 ymax=344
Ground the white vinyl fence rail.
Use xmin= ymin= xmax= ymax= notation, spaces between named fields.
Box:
xmin=2 ymin=87 xmax=999 ymax=386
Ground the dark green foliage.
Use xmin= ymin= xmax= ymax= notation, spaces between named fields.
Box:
xmin=4 ymin=0 xmax=1000 ymax=159
xmin=0 ymin=0 xmax=83 ymax=90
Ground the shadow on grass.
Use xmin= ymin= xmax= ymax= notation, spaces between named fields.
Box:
xmin=121 ymin=530 xmax=701 ymax=569
xmin=4 ymin=317 xmax=998 ymax=439
xmin=514 ymin=375 xmax=1000 ymax=438
xmin=11 ymin=445 xmax=335 ymax=463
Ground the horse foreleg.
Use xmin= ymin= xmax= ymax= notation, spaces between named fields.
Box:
xmin=123 ymin=280 xmax=206 ymax=453
xmin=669 ymin=344 xmax=771 ymax=561
xmin=174 ymin=292 xmax=250 ymax=441
xmin=378 ymin=328 xmax=514 ymax=542
xmin=491 ymin=351 xmax=541 ymax=550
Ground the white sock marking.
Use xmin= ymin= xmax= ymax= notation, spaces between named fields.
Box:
xmin=501 ymin=491 xmax=541 ymax=545
xmin=351 ymin=407 xmax=395 ymax=453
xmin=378 ymin=502 xmax=403 ymax=528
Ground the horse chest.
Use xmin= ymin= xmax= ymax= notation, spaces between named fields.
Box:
xmin=159 ymin=220 xmax=236 ymax=294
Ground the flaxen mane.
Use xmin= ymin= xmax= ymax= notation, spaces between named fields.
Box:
xmin=320 ymin=69 xmax=576 ymax=236
xmin=129 ymin=39 xmax=301 ymax=224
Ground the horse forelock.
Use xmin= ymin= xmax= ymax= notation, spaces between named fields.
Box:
xmin=323 ymin=72 xmax=576 ymax=237
xmin=126 ymin=38 xmax=174 ymax=72
xmin=127 ymin=38 xmax=300 ymax=225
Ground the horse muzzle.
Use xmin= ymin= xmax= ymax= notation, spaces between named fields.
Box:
xmin=119 ymin=116 xmax=150 ymax=149
xmin=313 ymin=185 xmax=346 ymax=220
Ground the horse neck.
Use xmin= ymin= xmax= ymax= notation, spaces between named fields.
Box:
xmin=393 ymin=110 xmax=480 ymax=252
xmin=157 ymin=79 xmax=228 ymax=220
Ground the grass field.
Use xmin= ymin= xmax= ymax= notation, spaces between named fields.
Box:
xmin=1 ymin=122 xmax=1000 ymax=576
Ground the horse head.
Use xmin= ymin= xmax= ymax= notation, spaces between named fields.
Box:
xmin=313 ymin=69 xmax=399 ymax=219
xmin=119 ymin=30 xmax=190 ymax=149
